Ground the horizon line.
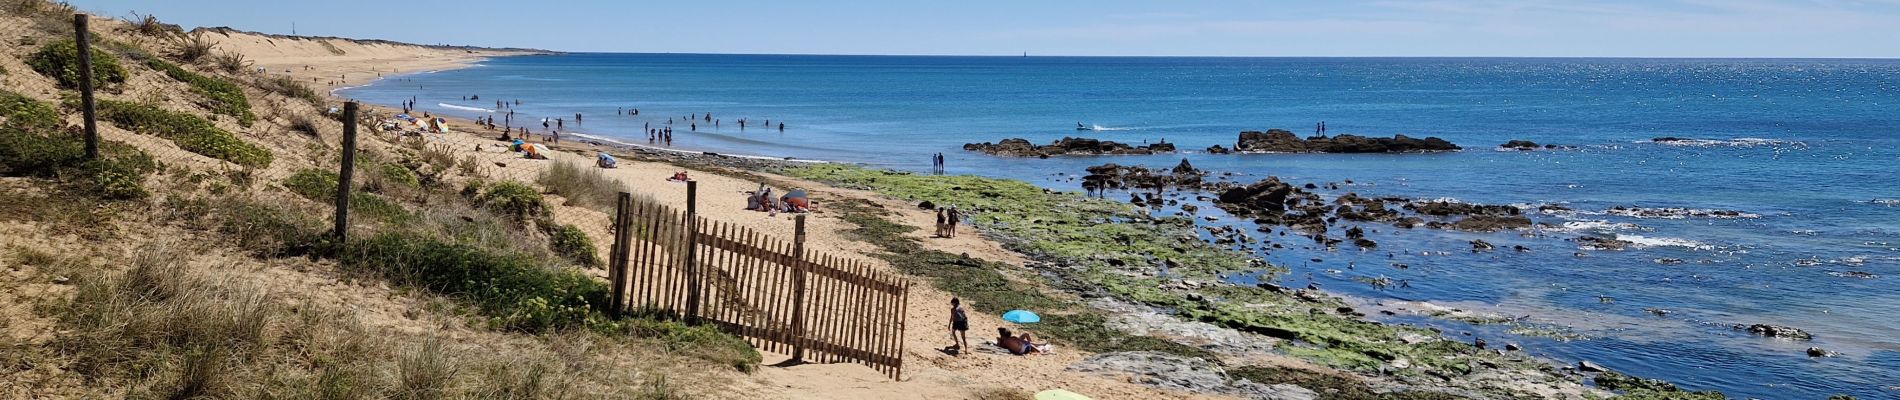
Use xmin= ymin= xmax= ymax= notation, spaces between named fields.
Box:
xmin=520 ymin=50 xmax=1900 ymax=61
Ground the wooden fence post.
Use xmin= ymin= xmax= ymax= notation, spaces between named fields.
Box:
xmin=334 ymin=102 xmax=359 ymax=241
xmin=73 ymin=14 xmax=99 ymax=160
xmin=683 ymin=180 xmax=702 ymax=323
xmin=609 ymin=192 xmax=632 ymax=315
xmin=789 ymin=214 xmax=809 ymax=362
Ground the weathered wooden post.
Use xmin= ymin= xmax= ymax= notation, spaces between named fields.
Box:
xmin=609 ymin=192 xmax=632 ymax=315
xmin=789 ymin=214 xmax=809 ymax=362
xmin=334 ymin=102 xmax=359 ymax=241
xmin=683 ymin=180 xmax=702 ymax=322
xmin=73 ymin=14 xmax=99 ymax=160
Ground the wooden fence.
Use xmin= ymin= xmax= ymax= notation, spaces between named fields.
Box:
xmin=605 ymin=184 xmax=911 ymax=380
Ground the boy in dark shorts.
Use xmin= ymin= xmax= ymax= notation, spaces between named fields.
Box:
xmin=949 ymin=297 xmax=970 ymax=355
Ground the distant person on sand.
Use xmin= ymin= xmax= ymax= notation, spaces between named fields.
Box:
xmin=945 ymin=207 xmax=962 ymax=238
xmin=935 ymin=209 xmax=947 ymax=238
xmin=949 ymin=298 xmax=970 ymax=355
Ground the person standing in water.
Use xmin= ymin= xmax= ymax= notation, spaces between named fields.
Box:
xmin=778 ymin=122 xmax=785 ymax=132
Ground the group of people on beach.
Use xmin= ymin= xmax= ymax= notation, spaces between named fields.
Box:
xmin=935 ymin=206 xmax=961 ymax=238
xmin=930 ymin=152 xmax=946 ymax=175
xmin=947 ymin=297 xmax=1047 ymax=356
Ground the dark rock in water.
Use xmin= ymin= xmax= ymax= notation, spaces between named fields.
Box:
xmin=1217 ymin=177 xmax=1297 ymax=214
xmin=1204 ymin=144 xmax=1232 ymax=154
xmin=1505 ymin=343 xmax=1521 ymax=351
xmin=1471 ymin=239 xmax=1495 ymax=251
xmin=917 ymin=200 xmax=936 ymax=210
xmin=1408 ymin=200 xmax=1523 ymax=217
xmin=1739 ymin=324 xmax=1813 ymax=340
xmin=1652 ymin=137 xmax=1691 ymax=143
xmin=1173 ymin=158 xmax=1198 ymax=175
xmin=1644 ymin=308 xmax=1670 ymax=316
xmin=1654 ymin=258 xmax=1686 ymax=265
xmin=1513 ymin=245 xmax=1531 ymax=252
xmin=1344 ymin=226 xmax=1366 ymax=240
xmin=1575 ymin=236 xmax=1633 ymax=251
xmin=1393 ymin=217 xmax=1424 ymax=229
xmin=1500 ymin=140 xmax=1540 ymax=150
xmin=1353 ymin=238 xmax=1378 ymax=248
xmin=1807 ymin=347 xmax=1835 ymax=357
xmin=1475 ymin=338 xmax=1487 ymax=349
xmin=1450 ymin=215 xmax=1534 ymax=232
xmin=1234 ymin=129 xmax=1460 ymax=153
xmin=1578 ymin=360 xmax=1608 ymax=373
xmin=964 ymin=137 xmax=1177 ymax=157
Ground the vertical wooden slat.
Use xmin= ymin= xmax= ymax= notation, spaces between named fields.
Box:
xmin=768 ymin=238 xmax=788 ymax=353
xmin=852 ymin=262 xmax=871 ymax=362
xmin=736 ymin=229 xmax=756 ymax=343
xmin=635 ymin=202 xmax=655 ymax=311
xmin=895 ymin=282 xmax=911 ymax=380
xmin=880 ymin=271 xmax=897 ymax=374
xmin=824 ymin=254 xmax=843 ymax=362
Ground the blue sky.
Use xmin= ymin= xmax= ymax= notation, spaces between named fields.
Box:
xmin=64 ymin=0 xmax=1900 ymax=57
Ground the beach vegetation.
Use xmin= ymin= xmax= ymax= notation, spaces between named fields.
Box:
xmin=1 ymin=90 xmax=157 ymax=199
xmin=477 ymin=180 xmax=550 ymax=221
xmin=288 ymin=111 xmax=323 ymax=136
xmin=538 ymin=160 xmax=625 ymax=212
xmin=145 ymin=57 xmax=256 ymax=126
xmin=93 ymin=98 xmax=273 ymax=167
xmin=28 ymin=39 xmax=129 ymax=89
xmin=210 ymin=51 xmax=253 ymax=74
xmin=548 ymin=223 xmax=601 ymax=268
xmin=132 ymin=12 xmax=182 ymax=37
xmin=174 ymin=31 xmax=216 ymax=63
xmin=257 ymin=74 xmax=325 ymax=108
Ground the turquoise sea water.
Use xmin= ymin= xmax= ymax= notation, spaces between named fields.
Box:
xmin=341 ymin=54 xmax=1900 ymax=398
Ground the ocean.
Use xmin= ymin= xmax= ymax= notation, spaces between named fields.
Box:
xmin=340 ymin=54 xmax=1900 ymax=398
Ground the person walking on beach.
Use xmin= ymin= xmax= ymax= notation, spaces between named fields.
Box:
xmin=935 ymin=209 xmax=947 ymax=238
xmin=948 ymin=297 xmax=970 ymax=355
xmin=778 ymin=122 xmax=785 ymax=132
xmin=575 ymin=113 xmax=583 ymax=124
xmin=945 ymin=207 xmax=962 ymax=238
xmin=691 ymin=122 xmax=697 ymax=132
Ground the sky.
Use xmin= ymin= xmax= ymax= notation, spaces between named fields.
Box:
xmin=62 ymin=0 xmax=1900 ymax=58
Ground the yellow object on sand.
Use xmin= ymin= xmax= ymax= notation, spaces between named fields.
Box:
xmin=1034 ymin=389 xmax=1091 ymax=400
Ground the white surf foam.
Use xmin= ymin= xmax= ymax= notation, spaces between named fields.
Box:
xmin=566 ymin=132 xmax=827 ymax=164
xmin=1616 ymin=234 xmax=1714 ymax=251
xmin=437 ymin=103 xmax=495 ymax=112
xmin=1643 ymin=137 xmax=1805 ymax=148
xmin=1090 ymin=124 xmax=1132 ymax=131
xmin=1548 ymin=220 xmax=1645 ymax=233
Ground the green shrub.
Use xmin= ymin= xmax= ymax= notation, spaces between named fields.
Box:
xmin=94 ymin=99 xmax=272 ymax=167
xmin=0 ymin=88 xmax=62 ymax=132
xmin=340 ymin=233 xmax=609 ymax=333
xmin=477 ymin=181 xmax=548 ymax=221
xmin=546 ymin=224 xmax=599 ymax=268
xmin=284 ymin=169 xmax=339 ymax=201
xmin=376 ymin=162 xmax=420 ymax=188
xmin=27 ymin=39 xmax=128 ymax=89
xmin=146 ymin=58 xmax=255 ymax=126
xmin=0 ymin=92 xmax=156 ymax=199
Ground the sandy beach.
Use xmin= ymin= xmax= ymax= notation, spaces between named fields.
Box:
xmin=217 ymin=29 xmax=1238 ymax=399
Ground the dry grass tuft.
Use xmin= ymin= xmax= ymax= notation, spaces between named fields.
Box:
xmin=537 ymin=160 xmax=625 ymax=212
xmin=210 ymin=50 xmax=251 ymax=73
xmin=174 ymin=31 xmax=216 ymax=63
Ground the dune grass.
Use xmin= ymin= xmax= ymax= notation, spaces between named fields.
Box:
xmin=538 ymin=161 xmax=624 ymax=213
xmin=93 ymin=99 xmax=273 ymax=167
xmin=145 ymin=57 xmax=256 ymax=126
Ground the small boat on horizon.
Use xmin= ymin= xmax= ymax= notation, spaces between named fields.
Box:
xmin=1076 ymin=122 xmax=1092 ymax=131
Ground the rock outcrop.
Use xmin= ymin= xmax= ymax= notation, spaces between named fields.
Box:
xmin=1737 ymin=324 xmax=1812 ymax=340
xmin=1234 ymin=129 xmax=1459 ymax=153
xmin=964 ymin=137 xmax=1176 ymax=157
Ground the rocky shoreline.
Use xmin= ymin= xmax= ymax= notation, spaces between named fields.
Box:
xmin=1235 ymin=129 xmax=1460 ymax=153
xmin=963 ymin=137 xmax=1177 ymax=157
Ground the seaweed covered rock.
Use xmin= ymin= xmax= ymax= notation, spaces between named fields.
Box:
xmin=964 ymin=137 xmax=1177 ymax=157
xmin=1235 ymin=129 xmax=1459 ymax=153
